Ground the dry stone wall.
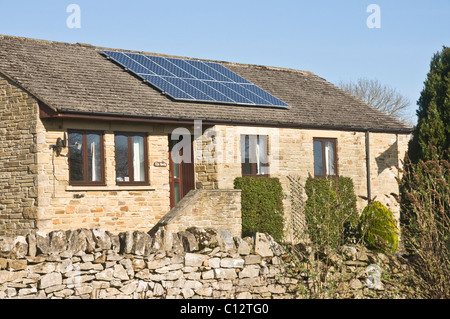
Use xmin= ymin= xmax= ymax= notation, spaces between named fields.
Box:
xmin=285 ymin=243 xmax=413 ymax=299
xmin=0 ymin=227 xmax=296 ymax=299
xmin=0 ymin=226 xmax=412 ymax=299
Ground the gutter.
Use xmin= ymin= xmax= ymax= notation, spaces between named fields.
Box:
xmin=41 ymin=107 xmax=414 ymax=135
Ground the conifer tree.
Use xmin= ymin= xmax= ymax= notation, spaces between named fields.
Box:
xmin=400 ymin=46 xmax=450 ymax=254
xmin=408 ymin=46 xmax=450 ymax=163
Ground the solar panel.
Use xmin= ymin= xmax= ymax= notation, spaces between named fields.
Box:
xmin=140 ymin=75 xmax=193 ymax=100
xmin=101 ymin=50 xmax=290 ymax=108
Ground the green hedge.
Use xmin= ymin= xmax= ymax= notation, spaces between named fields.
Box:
xmin=358 ymin=201 xmax=399 ymax=254
xmin=304 ymin=176 xmax=359 ymax=249
xmin=234 ymin=177 xmax=285 ymax=242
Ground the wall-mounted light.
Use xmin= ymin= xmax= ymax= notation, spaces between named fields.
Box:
xmin=50 ymin=133 xmax=67 ymax=157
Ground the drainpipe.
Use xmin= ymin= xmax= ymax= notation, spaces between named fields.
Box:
xmin=365 ymin=130 xmax=372 ymax=204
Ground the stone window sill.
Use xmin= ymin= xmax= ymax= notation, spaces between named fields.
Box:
xmin=66 ymin=185 xmax=156 ymax=192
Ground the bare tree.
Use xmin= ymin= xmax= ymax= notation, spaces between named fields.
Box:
xmin=338 ymin=78 xmax=412 ymax=124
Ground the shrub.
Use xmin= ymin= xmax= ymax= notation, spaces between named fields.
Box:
xmin=304 ymin=176 xmax=359 ymax=249
xmin=400 ymin=151 xmax=450 ymax=253
xmin=234 ymin=177 xmax=285 ymax=242
xmin=398 ymin=150 xmax=450 ymax=298
xmin=358 ymin=201 xmax=399 ymax=254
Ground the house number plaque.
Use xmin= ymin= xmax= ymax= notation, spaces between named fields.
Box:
xmin=154 ymin=162 xmax=167 ymax=167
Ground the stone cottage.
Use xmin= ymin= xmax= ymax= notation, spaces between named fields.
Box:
xmin=0 ymin=35 xmax=412 ymax=240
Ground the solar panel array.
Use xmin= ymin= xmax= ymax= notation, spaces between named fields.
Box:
xmin=101 ymin=50 xmax=290 ymax=108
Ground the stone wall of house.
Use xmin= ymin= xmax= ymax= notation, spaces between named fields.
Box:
xmin=209 ymin=125 xmax=410 ymax=242
xmin=150 ymin=189 xmax=242 ymax=238
xmin=1 ymin=81 xmax=409 ymax=243
xmin=35 ymin=119 xmax=177 ymax=234
xmin=194 ymin=125 xmax=219 ymax=190
xmin=0 ymin=227 xmax=412 ymax=299
xmin=34 ymin=120 xmax=243 ymax=236
xmin=368 ymin=133 xmax=410 ymax=226
xmin=34 ymin=121 xmax=408 ymax=240
xmin=0 ymin=75 xmax=39 ymax=236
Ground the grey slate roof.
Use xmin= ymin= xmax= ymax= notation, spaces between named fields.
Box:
xmin=0 ymin=35 xmax=412 ymax=133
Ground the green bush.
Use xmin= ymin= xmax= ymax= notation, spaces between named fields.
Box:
xmin=304 ymin=176 xmax=359 ymax=249
xmin=400 ymin=152 xmax=450 ymax=253
xmin=234 ymin=177 xmax=285 ymax=242
xmin=398 ymin=152 xmax=450 ymax=298
xmin=358 ymin=201 xmax=399 ymax=254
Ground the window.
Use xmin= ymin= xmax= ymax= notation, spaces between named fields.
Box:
xmin=313 ymin=138 xmax=338 ymax=177
xmin=115 ymin=132 xmax=149 ymax=185
xmin=241 ymin=135 xmax=269 ymax=177
xmin=68 ymin=130 xmax=105 ymax=185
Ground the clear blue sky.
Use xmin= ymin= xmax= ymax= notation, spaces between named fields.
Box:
xmin=1 ymin=0 xmax=449 ymax=124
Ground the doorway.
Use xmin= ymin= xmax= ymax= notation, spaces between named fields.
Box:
xmin=169 ymin=135 xmax=195 ymax=208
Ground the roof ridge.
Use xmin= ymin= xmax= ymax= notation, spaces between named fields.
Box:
xmin=228 ymin=62 xmax=315 ymax=75
xmin=0 ymin=34 xmax=69 ymax=46
xmin=94 ymin=45 xmax=314 ymax=75
xmin=0 ymin=34 xmax=315 ymax=75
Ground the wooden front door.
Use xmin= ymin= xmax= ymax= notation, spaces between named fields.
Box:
xmin=169 ymin=135 xmax=195 ymax=208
